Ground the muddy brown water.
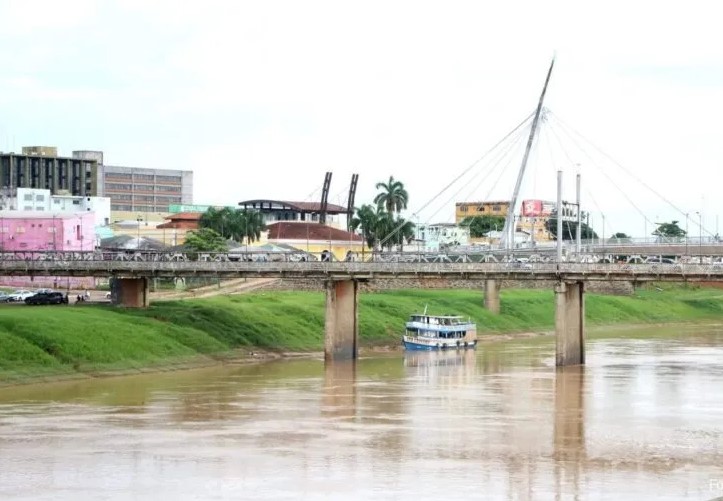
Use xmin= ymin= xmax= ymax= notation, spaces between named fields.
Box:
xmin=1 ymin=324 xmax=722 ymax=500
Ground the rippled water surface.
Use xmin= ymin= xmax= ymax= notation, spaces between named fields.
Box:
xmin=1 ymin=325 xmax=722 ymax=500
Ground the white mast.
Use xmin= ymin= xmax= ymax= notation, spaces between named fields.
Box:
xmin=500 ymin=57 xmax=555 ymax=250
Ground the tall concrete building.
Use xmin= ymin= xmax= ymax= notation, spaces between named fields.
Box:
xmin=0 ymin=147 xmax=99 ymax=198
xmin=71 ymin=151 xmax=193 ymax=213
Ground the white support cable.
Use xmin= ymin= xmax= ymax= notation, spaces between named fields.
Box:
xmin=549 ymin=112 xmax=713 ymax=236
xmin=378 ymin=111 xmax=536 ymax=248
xmin=547 ymin=117 xmax=653 ymax=228
xmin=423 ymin=121 xmax=532 ymax=226
xmin=461 ymin=121 xmax=531 ymax=203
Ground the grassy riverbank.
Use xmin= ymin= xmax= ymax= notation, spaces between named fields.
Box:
xmin=1 ymin=286 xmax=722 ymax=384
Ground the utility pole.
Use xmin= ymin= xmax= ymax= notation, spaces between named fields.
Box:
xmin=556 ymin=170 xmax=563 ymax=263
xmin=575 ymin=173 xmax=581 ymax=255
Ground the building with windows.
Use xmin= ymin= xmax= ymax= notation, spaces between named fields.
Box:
xmin=455 ymin=200 xmax=510 ymax=224
xmin=238 ymin=199 xmax=349 ymax=230
xmin=96 ymin=164 xmax=193 ymax=213
xmin=0 ymin=211 xmax=96 ymax=252
xmin=414 ymin=223 xmax=470 ymax=252
xmin=1 ymin=147 xmax=99 ymax=198
xmin=2 ymin=188 xmax=111 ymax=228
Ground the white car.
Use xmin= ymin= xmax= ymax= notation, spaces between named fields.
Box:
xmin=8 ymin=290 xmax=34 ymax=302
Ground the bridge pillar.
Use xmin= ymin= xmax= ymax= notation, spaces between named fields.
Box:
xmin=115 ymin=278 xmax=150 ymax=308
xmin=483 ymin=279 xmax=500 ymax=314
xmin=324 ymin=280 xmax=359 ymax=362
xmin=555 ymin=281 xmax=585 ymax=366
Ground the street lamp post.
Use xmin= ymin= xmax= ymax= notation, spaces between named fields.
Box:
xmin=696 ymin=212 xmax=703 ymax=264
xmin=685 ymin=213 xmax=689 ymax=256
xmin=136 ymin=215 xmax=142 ymax=247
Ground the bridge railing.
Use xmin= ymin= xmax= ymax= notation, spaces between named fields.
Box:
xmin=2 ymin=250 xmax=723 ymax=265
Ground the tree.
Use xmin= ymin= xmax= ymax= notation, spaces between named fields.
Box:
xmin=652 ymin=221 xmax=686 ymax=240
xmin=350 ymin=204 xmax=416 ymax=251
xmin=184 ymin=228 xmax=229 ymax=253
xmin=460 ymin=215 xmax=506 ymax=238
xmin=350 ymin=204 xmax=381 ymax=249
xmin=609 ymin=232 xmax=631 ymax=243
xmin=545 ymin=218 xmax=598 ymax=240
xmin=373 ymin=176 xmax=409 ymax=214
xmin=237 ymin=209 xmax=266 ymax=244
xmin=199 ymin=207 xmax=265 ymax=243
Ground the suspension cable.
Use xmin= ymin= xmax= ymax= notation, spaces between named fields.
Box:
xmin=378 ymin=110 xmax=535 ymax=248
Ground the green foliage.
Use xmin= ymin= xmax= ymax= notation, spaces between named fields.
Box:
xmin=460 ymin=215 xmax=506 ymax=237
xmin=545 ymin=217 xmax=597 ymax=240
xmin=653 ymin=220 xmax=686 ymax=239
xmin=350 ymin=204 xmax=415 ymax=250
xmin=184 ymin=228 xmax=228 ymax=252
xmin=199 ymin=207 xmax=265 ymax=244
xmin=1 ymin=287 xmax=722 ymax=384
xmin=373 ymin=176 xmax=409 ymax=214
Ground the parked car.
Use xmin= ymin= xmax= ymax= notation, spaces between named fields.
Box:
xmin=8 ymin=290 xmax=34 ymax=302
xmin=24 ymin=292 xmax=68 ymax=305
xmin=0 ymin=292 xmax=11 ymax=303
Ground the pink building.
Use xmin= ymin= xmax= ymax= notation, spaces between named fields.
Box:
xmin=0 ymin=212 xmax=96 ymax=252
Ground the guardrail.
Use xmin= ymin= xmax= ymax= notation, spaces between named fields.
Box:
xmin=2 ymin=249 xmax=723 ymax=264
xmin=2 ymin=251 xmax=723 ymax=281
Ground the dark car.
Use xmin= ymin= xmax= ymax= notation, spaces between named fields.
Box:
xmin=24 ymin=292 xmax=68 ymax=305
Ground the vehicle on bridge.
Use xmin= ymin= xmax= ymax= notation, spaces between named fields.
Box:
xmin=402 ymin=311 xmax=477 ymax=350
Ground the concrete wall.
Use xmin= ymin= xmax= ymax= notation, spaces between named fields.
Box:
xmin=256 ymin=277 xmax=635 ymax=295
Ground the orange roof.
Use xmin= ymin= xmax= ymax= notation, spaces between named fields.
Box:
xmin=266 ymin=222 xmax=362 ymax=242
xmin=164 ymin=212 xmax=204 ymax=221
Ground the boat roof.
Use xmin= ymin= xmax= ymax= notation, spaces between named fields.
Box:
xmin=409 ymin=314 xmax=465 ymax=318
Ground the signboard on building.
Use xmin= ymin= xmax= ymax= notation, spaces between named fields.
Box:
xmin=169 ymin=204 xmax=212 ymax=213
xmin=521 ymin=199 xmax=555 ymax=217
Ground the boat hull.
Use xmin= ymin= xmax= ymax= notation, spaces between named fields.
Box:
xmin=402 ymin=338 xmax=478 ymax=351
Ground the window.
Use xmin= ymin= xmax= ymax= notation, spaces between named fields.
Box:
xmin=53 ymin=199 xmax=60 ymax=204
xmin=23 ymin=194 xmax=33 ymax=201
xmin=15 ymin=226 xmax=25 ymax=233
xmin=72 ymin=200 xmax=80 ymax=205
xmin=36 ymin=194 xmax=45 ymax=201
xmin=134 ymin=174 xmax=154 ymax=181
xmin=23 ymin=206 xmax=33 ymax=211
xmin=492 ymin=205 xmax=501 ymax=212
xmin=460 ymin=205 xmax=468 ymax=212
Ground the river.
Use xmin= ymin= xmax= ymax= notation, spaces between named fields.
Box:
xmin=1 ymin=325 xmax=722 ymax=500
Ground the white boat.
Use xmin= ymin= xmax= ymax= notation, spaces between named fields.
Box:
xmin=402 ymin=308 xmax=477 ymax=350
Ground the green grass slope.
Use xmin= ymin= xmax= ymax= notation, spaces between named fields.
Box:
xmin=1 ymin=286 xmax=721 ymax=383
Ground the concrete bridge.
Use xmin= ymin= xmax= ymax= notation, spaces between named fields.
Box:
xmin=2 ymin=250 xmax=723 ymax=367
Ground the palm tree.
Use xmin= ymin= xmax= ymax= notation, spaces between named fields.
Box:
xmin=239 ymin=209 xmax=266 ymax=244
xmin=373 ymin=176 xmax=409 ymax=214
xmin=350 ymin=204 xmax=380 ymax=250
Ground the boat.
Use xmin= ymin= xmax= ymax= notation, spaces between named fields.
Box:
xmin=402 ymin=307 xmax=477 ymax=350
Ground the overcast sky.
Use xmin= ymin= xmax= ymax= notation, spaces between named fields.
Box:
xmin=1 ymin=0 xmax=721 ymax=238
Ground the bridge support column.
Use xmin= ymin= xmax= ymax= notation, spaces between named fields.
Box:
xmin=483 ymin=279 xmax=500 ymax=314
xmin=116 ymin=278 xmax=149 ymax=308
xmin=555 ymin=281 xmax=585 ymax=366
xmin=324 ymin=280 xmax=358 ymax=362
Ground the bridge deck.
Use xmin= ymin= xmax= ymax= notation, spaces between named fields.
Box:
xmin=2 ymin=256 xmax=722 ymax=282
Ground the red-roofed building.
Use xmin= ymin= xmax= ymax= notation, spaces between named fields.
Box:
xmin=265 ymin=222 xmax=366 ymax=260
xmin=156 ymin=212 xmax=203 ymax=230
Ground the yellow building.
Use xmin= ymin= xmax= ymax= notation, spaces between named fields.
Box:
xmin=265 ymin=222 xmax=368 ymax=260
xmin=455 ymin=201 xmax=510 ymax=224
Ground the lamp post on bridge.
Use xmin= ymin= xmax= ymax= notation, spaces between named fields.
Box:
xmin=696 ymin=212 xmax=703 ymax=264
xmin=685 ymin=213 xmax=689 ymax=257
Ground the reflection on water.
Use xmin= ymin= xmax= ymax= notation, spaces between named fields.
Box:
xmin=0 ymin=326 xmax=722 ymax=500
